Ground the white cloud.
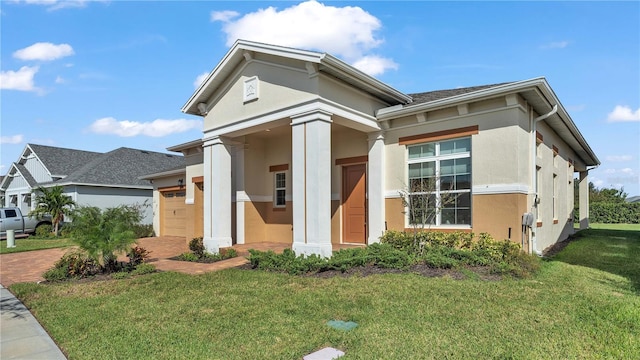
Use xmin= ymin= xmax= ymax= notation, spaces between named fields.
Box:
xmin=621 ymin=168 xmax=634 ymax=175
xmin=193 ymin=72 xmax=209 ymax=89
xmin=604 ymin=168 xmax=616 ymax=174
xmin=212 ymin=0 xmax=397 ymax=76
xmin=606 ymin=155 xmax=633 ymax=162
xmin=540 ymin=41 xmax=569 ymax=49
xmin=55 ymin=76 xmax=65 ymax=84
xmin=0 ymin=66 xmax=40 ymax=91
xmin=607 ymin=105 xmax=640 ymax=122
xmin=89 ymin=117 xmax=203 ymax=137
xmin=0 ymin=134 xmax=24 ymax=144
xmin=351 ymin=55 xmax=398 ymax=76
xmin=211 ymin=10 xmax=239 ymax=22
xmin=14 ymin=0 xmax=105 ymax=11
xmin=13 ymin=42 xmax=74 ymax=61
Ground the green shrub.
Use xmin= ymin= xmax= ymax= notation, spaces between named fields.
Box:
xmin=130 ymin=263 xmax=156 ymax=276
xmin=69 ymin=204 xmax=144 ymax=272
xmin=127 ymin=245 xmax=150 ymax=267
xmin=132 ymin=224 xmax=155 ymax=238
xmin=35 ymin=224 xmax=53 ymax=238
xmin=589 ymin=202 xmax=640 ymax=224
xmin=43 ymin=266 xmax=70 ymax=282
xmin=189 ymin=237 xmax=205 ymax=258
xmin=177 ymin=252 xmax=199 ymax=262
xmin=43 ymin=250 xmax=99 ymax=281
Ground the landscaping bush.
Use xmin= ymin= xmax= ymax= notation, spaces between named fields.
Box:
xmin=189 ymin=237 xmax=205 ymax=258
xmin=68 ymin=204 xmax=143 ymax=272
xmin=132 ymin=224 xmax=155 ymax=238
xmin=176 ymin=240 xmax=238 ymax=263
xmin=126 ymin=246 xmax=150 ymax=267
xmin=43 ymin=250 xmax=99 ymax=281
xmin=589 ymin=202 xmax=640 ymax=224
xmin=35 ymin=224 xmax=54 ymax=238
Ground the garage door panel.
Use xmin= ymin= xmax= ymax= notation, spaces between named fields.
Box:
xmin=161 ymin=190 xmax=186 ymax=237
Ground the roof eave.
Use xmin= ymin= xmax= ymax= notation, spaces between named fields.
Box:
xmin=139 ymin=168 xmax=186 ymax=181
xmin=320 ymin=54 xmax=412 ymax=104
xmin=166 ymin=139 xmax=204 ymax=153
xmin=182 ymin=40 xmax=326 ymax=116
xmin=376 ymin=77 xmax=599 ymax=167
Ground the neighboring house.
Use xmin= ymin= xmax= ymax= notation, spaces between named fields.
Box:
xmin=625 ymin=196 xmax=640 ymax=203
xmin=145 ymin=40 xmax=599 ymax=256
xmin=1 ymin=144 xmax=184 ymax=224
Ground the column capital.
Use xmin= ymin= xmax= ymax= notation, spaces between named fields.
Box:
xmin=368 ymin=131 xmax=385 ymax=142
xmin=290 ymin=109 xmax=333 ymax=126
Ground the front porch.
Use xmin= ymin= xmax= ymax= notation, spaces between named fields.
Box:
xmin=202 ymin=113 xmax=387 ymax=257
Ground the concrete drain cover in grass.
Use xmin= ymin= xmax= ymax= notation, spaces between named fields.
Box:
xmin=303 ymin=347 xmax=345 ymax=360
xmin=327 ymin=320 xmax=358 ymax=331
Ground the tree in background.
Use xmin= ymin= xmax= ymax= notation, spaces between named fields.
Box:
xmin=574 ymin=181 xmax=638 ymax=223
xmin=29 ymin=185 xmax=76 ymax=236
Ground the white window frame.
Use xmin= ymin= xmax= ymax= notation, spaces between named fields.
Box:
xmin=274 ymin=171 xmax=286 ymax=208
xmin=406 ymin=137 xmax=472 ymax=227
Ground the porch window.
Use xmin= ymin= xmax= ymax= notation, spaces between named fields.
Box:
xmin=274 ymin=172 xmax=286 ymax=207
xmin=407 ymin=137 xmax=471 ymax=226
xmin=9 ymin=195 xmax=18 ymax=206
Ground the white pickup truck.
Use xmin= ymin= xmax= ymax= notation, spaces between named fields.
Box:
xmin=0 ymin=207 xmax=52 ymax=239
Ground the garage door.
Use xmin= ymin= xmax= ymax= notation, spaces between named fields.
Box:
xmin=161 ymin=190 xmax=186 ymax=236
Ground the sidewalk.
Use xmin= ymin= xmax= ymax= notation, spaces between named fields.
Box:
xmin=0 ymin=284 xmax=66 ymax=359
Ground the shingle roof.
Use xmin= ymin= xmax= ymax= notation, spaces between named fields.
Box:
xmin=57 ymin=147 xmax=185 ymax=187
xmin=407 ymin=82 xmax=514 ymax=106
xmin=14 ymin=163 xmax=38 ymax=187
xmin=28 ymin=144 xmax=102 ymax=176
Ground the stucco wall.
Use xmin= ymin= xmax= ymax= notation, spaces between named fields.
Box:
xmin=73 ymin=186 xmax=153 ymax=224
xmin=205 ymin=61 xmax=316 ymax=131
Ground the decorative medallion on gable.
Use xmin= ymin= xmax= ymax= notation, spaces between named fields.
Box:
xmin=243 ymin=76 xmax=259 ymax=103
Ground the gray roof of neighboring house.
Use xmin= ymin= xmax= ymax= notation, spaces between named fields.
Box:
xmin=28 ymin=144 xmax=102 ymax=177
xmin=626 ymin=195 xmax=640 ymax=203
xmin=55 ymin=147 xmax=185 ymax=187
xmin=407 ymin=82 xmax=514 ymax=106
xmin=14 ymin=163 xmax=38 ymax=187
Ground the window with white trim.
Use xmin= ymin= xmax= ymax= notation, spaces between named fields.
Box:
xmin=407 ymin=137 xmax=471 ymax=226
xmin=274 ymin=172 xmax=286 ymax=207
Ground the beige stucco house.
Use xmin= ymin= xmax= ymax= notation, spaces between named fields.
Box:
xmin=142 ymin=40 xmax=599 ymax=256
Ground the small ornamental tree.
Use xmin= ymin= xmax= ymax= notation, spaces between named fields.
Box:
xmin=399 ymin=175 xmax=456 ymax=252
xmin=69 ymin=204 xmax=145 ymax=272
xmin=29 ymin=185 xmax=76 ymax=236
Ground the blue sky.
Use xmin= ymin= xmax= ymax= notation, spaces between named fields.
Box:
xmin=1 ymin=1 xmax=639 ymax=195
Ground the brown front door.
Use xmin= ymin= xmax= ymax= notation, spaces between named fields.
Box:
xmin=194 ymin=182 xmax=204 ymax=238
xmin=342 ymin=164 xmax=366 ymax=243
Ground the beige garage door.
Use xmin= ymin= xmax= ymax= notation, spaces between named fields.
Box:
xmin=161 ymin=190 xmax=186 ymax=237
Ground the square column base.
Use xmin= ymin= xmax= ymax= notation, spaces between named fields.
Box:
xmin=292 ymin=243 xmax=333 ymax=258
xmin=204 ymin=236 xmax=233 ymax=254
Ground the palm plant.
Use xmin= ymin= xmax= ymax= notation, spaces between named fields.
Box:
xmin=69 ymin=204 xmax=143 ymax=272
xmin=29 ymin=185 xmax=76 ymax=236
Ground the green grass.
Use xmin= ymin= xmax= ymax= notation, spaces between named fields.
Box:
xmin=0 ymin=237 xmax=74 ymax=254
xmin=9 ymin=225 xmax=640 ymax=359
xmin=589 ymin=223 xmax=640 ymax=231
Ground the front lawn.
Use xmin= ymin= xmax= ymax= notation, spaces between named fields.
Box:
xmin=0 ymin=237 xmax=74 ymax=254
xmin=9 ymin=226 xmax=640 ymax=359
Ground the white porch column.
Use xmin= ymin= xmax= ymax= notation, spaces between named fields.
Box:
xmin=579 ymin=170 xmax=589 ymax=230
xmin=291 ymin=110 xmax=333 ymax=258
xmin=235 ymin=142 xmax=245 ymax=244
xmin=203 ymin=136 xmax=233 ymax=253
xmin=367 ymin=131 xmax=385 ymax=244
